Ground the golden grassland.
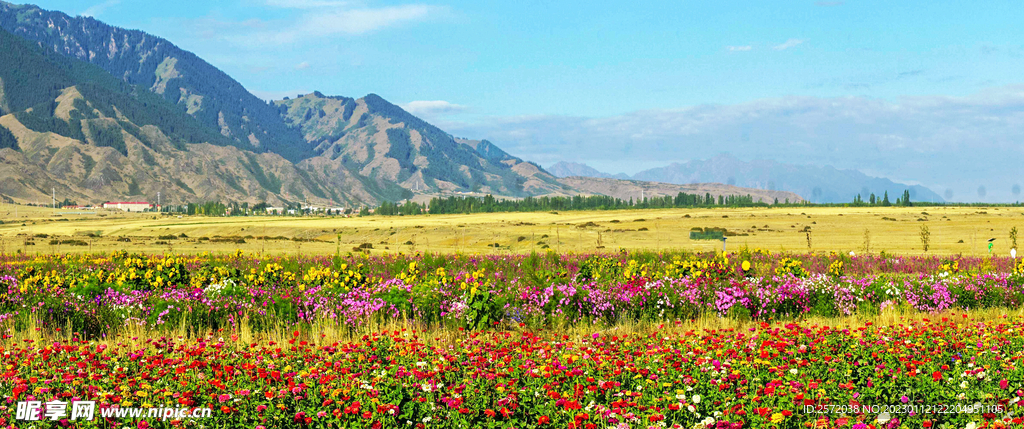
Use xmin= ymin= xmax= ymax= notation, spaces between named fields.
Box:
xmin=0 ymin=204 xmax=1022 ymax=256
xmin=7 ymin=305 xmax=1024 ymax=348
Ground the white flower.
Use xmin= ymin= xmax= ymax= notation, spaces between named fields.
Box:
xmin=789 ymin=368 xmax=798 ymax=375
xmin=967 ymin=422 xmax=977 ymax=429
xmin=876 ymin=411 xmax=891 ymax=423
xmin=692 ymin=394 xmax=701 ymax=404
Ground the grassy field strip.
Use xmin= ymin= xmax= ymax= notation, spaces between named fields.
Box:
xmin=0 ymin=205 xmax=1022 ymax=255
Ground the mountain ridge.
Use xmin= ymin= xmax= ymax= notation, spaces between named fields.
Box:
xmin=549 ymin=155 xmax=943 ymax=203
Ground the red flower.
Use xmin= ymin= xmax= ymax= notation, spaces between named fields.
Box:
xmin=932 ymin=371 xmax=942 ymax=382
xmin=538 ymin=415 xmax=551 ymax=425
xmin=484 ymin=409 xmax=496 ymax=418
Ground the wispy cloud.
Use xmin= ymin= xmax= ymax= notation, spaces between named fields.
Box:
xmin=401 ymin=100 xmax=466 ymax=117
xmin=294 ymin=61 xmax=310 ymax=70
xmin=182 ymin=3 xmax=442 ymax=46
xmin=772 ymin=38 xmax=805 ymax=50
xmin=896 ymin=69 xmax=924 ymax=79
xmin=300 ymin=5 xmax=435 ymax=37
xmin=80 ymin=0 xmax=120 ymax=17
xmin=447 ymin=85 xmax=1024 ymax=202
xmin=726 ymin=45 xmax=752 ymax=52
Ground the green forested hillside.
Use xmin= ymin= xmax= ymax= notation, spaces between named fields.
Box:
xmin=0 ymin=27 xmax=233 ymax=151
xmin=0 ymin=1 xmax=313 ymax=162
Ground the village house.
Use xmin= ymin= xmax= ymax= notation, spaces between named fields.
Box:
xmin=102 ymin=201 xmax=156 ymax=212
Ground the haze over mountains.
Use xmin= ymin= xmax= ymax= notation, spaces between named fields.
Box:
xmin=550 ymin=155 xmax=944 ymax=204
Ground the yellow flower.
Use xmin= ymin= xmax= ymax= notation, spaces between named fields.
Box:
xmin=741 ymin=261 xmax=751 ymax=271
xmin=771 ymin=413 xmax=784 ymax=423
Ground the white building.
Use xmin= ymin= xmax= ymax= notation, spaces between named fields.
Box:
xmin=102 ymin=201 xmax=155 ymax=212
xmin=265 ymin=207 xmax=284 ymax=215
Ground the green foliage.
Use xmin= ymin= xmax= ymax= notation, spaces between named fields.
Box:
xmin=385 ymin=128 xmax=415 ymax=171
xmin=87 ymin=120 xmax=127 ymax=156
xmin=464 ymin=290 xmax=506 ymax=330
xmin=419 ymin=192 xmax=767 ymax=216
xmin=0 ymin=124 xmax=16 ymax=150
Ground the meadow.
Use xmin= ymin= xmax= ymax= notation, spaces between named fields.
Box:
xmin=3 ymin=204 xmax=1024 ymax=428
xmin=0 ymin=249 xmax=1023 ymax=427
xmin=1 ymin=204 xmax=1022 ymax=256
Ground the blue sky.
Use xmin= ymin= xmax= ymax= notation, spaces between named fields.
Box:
xmin=20 ymin=0 xmax=1024 ymax=200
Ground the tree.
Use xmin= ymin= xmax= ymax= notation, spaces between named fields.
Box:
xmin=0 ymin=125 xmax=17 ymax=150
xmin=920 ymin=225 xmax=931 ymax=252
xmin=881 ymin=191 xmax=891 ymax=206
xmin=869 ymin=193 xmax=876 ymax=205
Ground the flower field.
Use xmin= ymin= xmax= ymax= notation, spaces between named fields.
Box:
xmin=0 ymin=250 xmax=1022 ymax=334
xmin=2 ymin=250 xmax=1024 ymax=428
xmin=2 ymin=316 xmax=1024 ymax=428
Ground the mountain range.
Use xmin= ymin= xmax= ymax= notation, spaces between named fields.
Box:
xmin=0 ymin=1 xmax=568 ymax=206
xmin=0 ymin=1 xmax=938 ymax=208
xmin=549 ymin=155 xmax=944 ymax=204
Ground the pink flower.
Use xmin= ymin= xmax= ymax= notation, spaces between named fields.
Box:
xmin=218 ymin=394 xmax=230 ymax=403
xmin=1001 ymin=379 xmax=1010 ymax=389
xmin=900 ymin=395 xmax=909 ymax=403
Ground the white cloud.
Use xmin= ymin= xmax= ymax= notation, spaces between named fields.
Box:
xmin=401 ymin=100 xmax=466 ymax=116
xmin=726 ymin=45 xmax=752 ymax=52
xmin=772 ymin=39 xmax=805 ymax=50
xmin=194 ymin=4 xmax=440 ymax=45
xmin=80 ymin=0 xmax=120 ymax=17
xmin=446 ymin=85 xmax=1024 ymax=202
xmin=294 ymin=61 xmax=310 ymax=70
xmin=301 ymin=5 xmax=435 ymax=36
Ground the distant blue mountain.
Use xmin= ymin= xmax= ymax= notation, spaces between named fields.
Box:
xmin=550 ymin=155 xmax=943 ymax=204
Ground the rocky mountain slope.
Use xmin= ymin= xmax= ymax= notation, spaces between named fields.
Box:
xmin=548 ymin=161 xmax=630 ymax=180
xmin=0 ymin=26 xmax=379 ymax=205
xmin=0 ymin=2 xmax=573 ymax=205
xmin=276 ymin=92 xmax=568 ymax=198
xmin=0 ymin=1 xmax=313 ymax=161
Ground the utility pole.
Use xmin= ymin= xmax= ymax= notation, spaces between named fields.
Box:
xmin=157 ymin=192 xmax=161 ymax=210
